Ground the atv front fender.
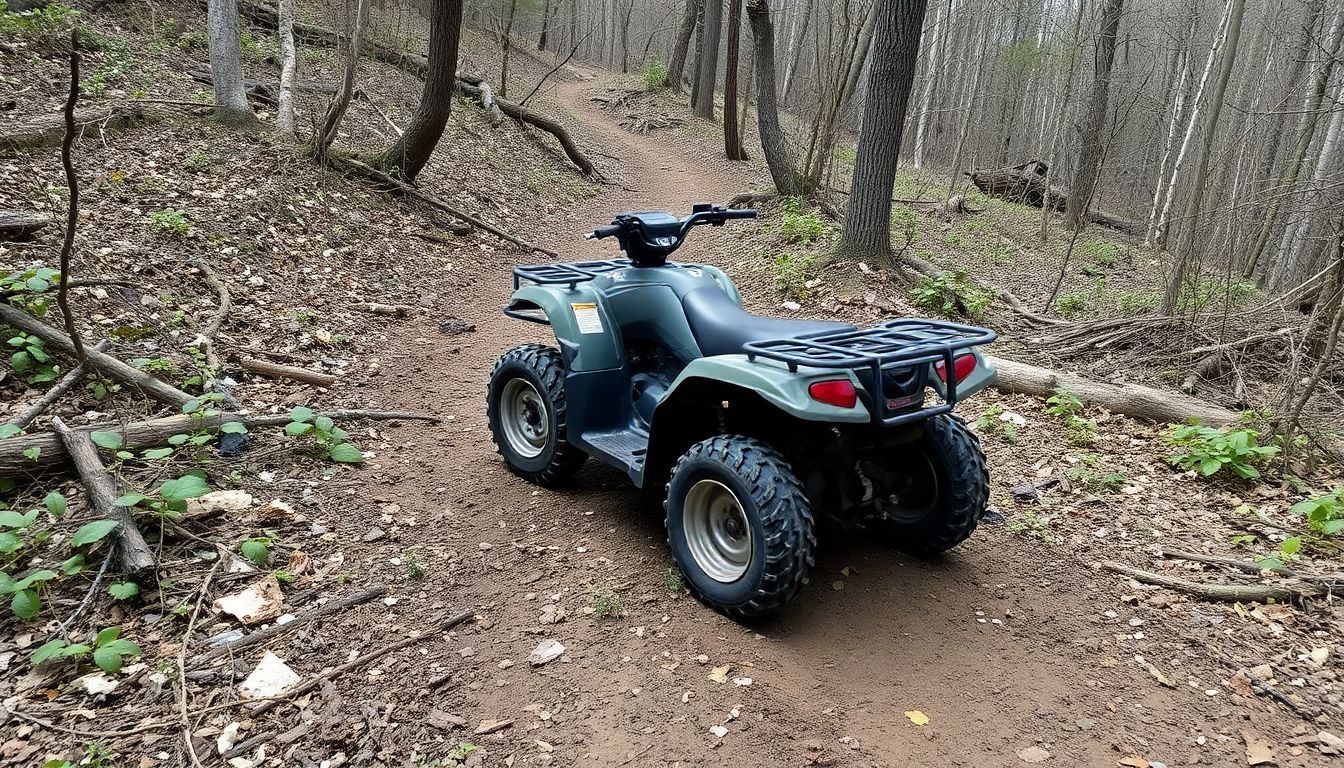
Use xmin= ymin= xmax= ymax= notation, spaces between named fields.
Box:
xmin=505 ymin=284 xmax=622 ymax=372
xmin=661 ymin=355 xmax=873 ymax=424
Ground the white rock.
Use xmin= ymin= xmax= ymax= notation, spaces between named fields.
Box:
xmin=239 ymin=652 xmax=300 ymax=699
xmin=212 ymin=575 xmax=284 ymax=625
xmin=709 ymin=725 xmax=728 ymax=738
xmin=187 ymin=490 xmax=254 ymax=518
xmin=732 ymin=677 xmax=753 ymax=687
xmin=529 ymin=639 xmax=566 ymax=666
xmin=78 ymin=673 xmax=119 ymax=694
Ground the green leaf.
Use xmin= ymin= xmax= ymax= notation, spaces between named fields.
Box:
xmin=93 ymin=645 xmax=124 ymax=673
xmin=0 ymin=424 xmax=21 ymax=439
xmin=288 ymin=406 xmax=314 ymax=423
xmin=182 ymin=398 xmax=202 ymax=414
xmin=90 ymin=431 xmax=124 ymax=449
xmin=114 ymin=492 xmax=147 ymax=507
xmin=114 ymin=451 xmax=134 ymax=460
xmin=30 ymin=639 xmax=69 ymax=666
xmin=11 ymin=350 xmax=32 ymax=372
xmin=1322 ymin=519 xmax=1344 ymax=536
xmin=22 ymin=446 xmax=40 ymax=461
xmin=71 ymin=519 xmax=119 ymax=547
xmin=158 ymin=475 xmax=210 ymax=501
xmin=0 ymin=532 xmax=19 ymax=554
xmin=240 ymin=539 xmax=269 ymax=565
xmin=1291 ymin=500 xmax=1321 ymax=517
xmin=219 ymin=421 xmax=248 ymax=434
xmin=314 ymin=415 xmax=334 ymax=433
xmin=284 ymin=421 xmax=313 ymax=436
xmin=11 ymin=588 xmax=40 ymax=619
xmin=108 ymin=581 xmax=140 ymax=600
xmin=95 ymin=626 xmax=121 ymax=646
xmin=0 ymin=509 xmax=37 ymax=529
xmin=60 ymin=554 xmax=87 ymax=575
xmin=16 ymin=569 xmax=57 ymax=589
xmin=167 ymin=433 xmax=191 ymax=446
xmin=44 ymin=491 xmax=66 ymax=517
xmin=1279 ymin=537 xmax=1302 ymax=556
xmin=101 ymin=638 xmax=140 ymax=657
xmin=141 ymin=447 xmax=174 ymax=460
xmin=327 ymin=443 xmax=364 ymax=464
xmin=25 ymin=276 xmax=50 ymax=292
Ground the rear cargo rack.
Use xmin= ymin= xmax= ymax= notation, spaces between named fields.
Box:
xmin=742 ymin=319 xmax=997 ymax=426
xmin=512 ymin=259 xmax=700 ymax=290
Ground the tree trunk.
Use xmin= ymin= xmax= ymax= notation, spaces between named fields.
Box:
xmin=1277 ymin=91 xmax=1344 ymax=285
xmin=275 ymin=0 xmax=298 ymax=135
xmin=838 ymin=0 xmax=929 ymax=263
xmin=315 ymin=0 xmax=367 ymax=152
xmin=694 ymin=0 xmax=724 ymax=119
xmin=745 ymin=0 xmax=804 ymax=195
xmin=207 ymin=0 xmax=255 ymax=125
xmin=666 ymin=0 xmax=702 ymax=91
xmin=912 ymin=0 xmax=951 ymax=168
xmin=690 ymin=1 xmax=706 ymax=108
xmin=780 ymin=0 xmax=812 ymax=104
xmin=1064 ymin=0 xmax=1123 ymax=231
xmin=538 ymin=0 xmax=552 ymax=50
xmin=1143 ymin=11 xmax=1195 ymax=246
xmin=1160 ymin=0 xmax=1247 ymax=314
xmin=370 ymin=0 xmax=464 ymax=181
xmin=723 ymin=0 xmax=747 ymax=159
xmin=499 ymin=0 xmax=519 ymax=96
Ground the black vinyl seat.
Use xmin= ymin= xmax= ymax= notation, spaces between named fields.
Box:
xmin=681 ymin=286 xmax=856 ymax=357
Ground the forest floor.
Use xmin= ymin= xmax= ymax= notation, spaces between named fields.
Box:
xmin=1 ymin=4 xmax=1343 ymax=768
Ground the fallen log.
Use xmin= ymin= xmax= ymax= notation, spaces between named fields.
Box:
xmin=186 ymin=65 xmax=278 ymax=105
xmin=0 ymin=106 xmax=144 ymax=154
xmin=0 ymin=210 xmax=49 ymax=241
xmin=985 ymin=355 xmax=1238 ymax=426
xmin=965 ymin=160 xmax=1142 ymax=235
xmin=1099 ymin=560 xmax=1323 ymax=603
xmin=5 ymin=339 xmax=111 ymax=430
xmin=0 ymin=303 xmax=196 ymax=408
xmin=236 ymin=355 xmax=338 ymax=387
xmin=50 ymin=416 xmax=156 ymax=583
xmin=457 ymin=76 xmax=601 ymax=179
xmin=0 ymin=409 xmax=437 ymax=476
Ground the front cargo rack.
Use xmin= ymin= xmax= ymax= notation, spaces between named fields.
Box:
xmin=742 ymin=319 xmax=997 ymax=426
xmin=512 ymin=259 xmax=701 ymax=290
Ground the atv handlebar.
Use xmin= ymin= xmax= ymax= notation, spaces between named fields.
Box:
xmin=585 ymin=205 xmax=757 ymax=241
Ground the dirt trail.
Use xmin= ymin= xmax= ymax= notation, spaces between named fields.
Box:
xmin=355 ymin=73 xmax=1312 ymax=767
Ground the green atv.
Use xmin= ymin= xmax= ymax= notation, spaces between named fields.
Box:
xmin=487 ymin=204 xmax=997 ymax=618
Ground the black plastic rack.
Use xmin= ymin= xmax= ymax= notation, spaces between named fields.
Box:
xmin=512 ymin=259 xmax=700 ymax=290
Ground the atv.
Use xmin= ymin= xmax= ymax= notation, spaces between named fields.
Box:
xmin=487 ymin=204 xmax=997 ymax=618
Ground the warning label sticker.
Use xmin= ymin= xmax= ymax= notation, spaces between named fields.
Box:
xmin=571 ymin=302 xmax=604 ymax=334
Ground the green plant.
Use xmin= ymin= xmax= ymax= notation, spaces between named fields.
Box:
xmin=183 ymin=148 xmax=213 ymax=172
xmin=1116 ymin=290 xmax=1158 ymax=316
xmin=1255 ymin=536 xmax=1302 ymax=572
xmin=972 ymin=404 xmax=1018 ymax=443
xmin=1053 ymin=292 xmax=1088 ymax=318
xmin=147 ymin=208 xmax=190 ymax=237
xmin=1044 ymin=388 xmax=1083 ymax=417
xmin=83 ymin=35 xmax=131 ymax=97
xmin=640 ymin=57 xmax=668 ymax=90
xmin=2 ymin=265 xmax=58 ymax=315
xmin=910 ymin=270 xmax=993 ymax=319
xmin=1081 ymin=239 xmax=1120 ymax=269
xmin=0 ymin=568 xmax=57 ymax=619
xmin=1044 ymin=389 xmax=1095 ymax=446
xmin=8 ymin=332 xmax=60 ymax=383
xmin=664 ymin=567 xmax=683 ymax=592
xmin=773 ymin=251 xmax=814 ymax=300
xmin=0 ymin=1 xmax=78 ymax=50
xmin=590 ymin=590 xmax=622 ymax=617
xmin=31 ymin=626 xmax=142 ymax=673
xmin=1164 ymin=424 xmax=1280 ymax=480
xmin=107 ymin=581 xmax=140 ymax=600
xmin=404 ymin=548 xmax=426 ymax=580
xmin=777 ymin=197 xmax=830 ymax=245
xmin=1292 ymin=486 xmax=1344 ymax=536
xmin=130 ymin=357 xmax=177 ymax=375
xmin=285 ymin=406 xmax=363 ymax=463
xmin=1066 ymin=454 xmax=1125 ymax=492
xmin=239 ymin=537 xmax=271 ymax=565
xmin=114 ymin=473 xmax=212 ymax=519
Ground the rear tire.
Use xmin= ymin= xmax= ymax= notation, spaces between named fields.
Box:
xmin=487 ymin=344 xmax=586 ymax=485
xmin=866 ymin=415 xmax=988 ymax=557
xmin=665 ymin=436 xmax=815 ymax=619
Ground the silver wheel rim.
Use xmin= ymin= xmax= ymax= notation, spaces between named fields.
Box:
xmin=682 ymin=479 xmax=753 ymax=583
xmin=500 ymin=378 xmax=549 ymax=459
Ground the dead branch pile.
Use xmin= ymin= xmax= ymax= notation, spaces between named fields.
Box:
xmin=965 ymin=160 xmax=1142 ymax=235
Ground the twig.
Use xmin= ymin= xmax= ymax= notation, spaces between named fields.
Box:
xmin=614 ymin=744 xmax=654 ymax=767
xmin=178 ymin=558 xmax=224 ymax=768
xmin=127 ymin=98 xmax=216 ymax=109
xmin=51 ymin=547 xmax=114 ymax=641
xmin=518 ymin=31 xmax=589 ymax=107
xmin=55 ymin=29 xmax=87 ymax=368
xmin=189 ymin=584 xmax=388 ymax=667
xmin=358 ymin=93 xmax=402 ymax=136
xmin=7 ymin=709 xmax=172 ymax=739
xmin=188 ymin=259 xmax=231 ymax=371
xmin=1099 ymin=560 xmax=1323 ymax=602
xmin=249 ymin=609 xmax=476 ymax=716
xmin=6 ymin=339 xmax=110 ymax=430
xmin=236 ymin=356 xmax=338 ymax=387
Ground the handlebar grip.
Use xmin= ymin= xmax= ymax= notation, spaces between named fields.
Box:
xmin=590 ymin=223 xmax=623 ymax=239
xmin=723 ymin=208 xmax=757 ymax=220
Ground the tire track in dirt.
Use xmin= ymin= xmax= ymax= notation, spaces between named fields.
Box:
xmin=362 ymin=71 xmax=1305 ymax=767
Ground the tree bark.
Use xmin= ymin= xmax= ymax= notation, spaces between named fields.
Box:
xmin=912 ymin=0 xmax=951 ymax=168
xmin=370 ymin=0 xmax=464 ymax=180
xmin=745 ymin=0 xmax=804 ymax=195
xmin=537 ymin=0 xmax=552 ymax=50
xmin=499 ymin=0 xmax=519 ymax=96
xmin=694 ymin=0 xmax=724 ymax=119
xmin=780 ymin=0 xmax=812 ymax=105
xmin=666 ymin=0 xmax=701 ymax=92
xmin=1064 ymin=0 xmax=1123 ymax=231
xmin=207 ymin=0 xmax=256 ymax=125
xmin=275 ymin=0 xmax=298 ymax=135
xmin=838 ymin=0 xmax=929 ymax=263
xmin=723 ymin=0 xmax=747 ymax=159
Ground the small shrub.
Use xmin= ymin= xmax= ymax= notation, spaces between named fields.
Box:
xmin=7 ymin=332 xmax=60 ymax=383
xmin=0 ymin=1 xmax=78 ymax=51
xmin=972 ymin=404 xmax=1018 ymax=443
xmin=1291 ymin=486 xmax=1344 ymax=537
xmin=183 ymin=149 xmax=213 ymax=172
xmin=664 ymin=567 xmax=683 ymax=592
xmin=773 ymin=251 xmax=814 ymax=300
xmin=910 ymin=270 xmax=994 ymax=319
xmin=1116 ymin=290 xmax=1157 ymax=316
xmin=640 ymin=58 xmax=668 ymax=90
xmin=777 ymin=197 xmax=830 ymax=245
xmin=1066 ymin=454 xmax=1125 ymax=492
xmin=1164 ymin=424 xmax=1279 ymax=480
xmin=148 ymin=209 xmax=190 ymax=238
xmin=1044 ymin=389 xmax=1083 ymax=418
xmin=285 ymin=406 xmax=364 ymax=463
xmin=31 ymin=626 xmax=141 ymax=673
xmin=1082 ymin=239 xmax=1120 ymax=269
xmin=590 ymin=590 xmax=622 ymax=618
xmin=404 ymin=549 xmax=426 ymax=580
xmin=1053 ymin=292 xmax=1088 ymax=318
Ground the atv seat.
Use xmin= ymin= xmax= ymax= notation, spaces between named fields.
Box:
xmin=681 ymin=286 xmax=856 ymax=357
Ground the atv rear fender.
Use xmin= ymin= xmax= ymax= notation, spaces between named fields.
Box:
xmin=504 ymin=284 xmax=624 ymax=371
xmin=661 ymin=355 xmax=874 ymax=424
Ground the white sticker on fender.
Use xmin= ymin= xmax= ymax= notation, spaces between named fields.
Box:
xmin=571 ymin=302 xmax=604 ymax=334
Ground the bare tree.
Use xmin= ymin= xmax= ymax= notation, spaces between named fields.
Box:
xmin=371 ymin=0 xmax=465 ymax=180
xmin=693 ymin=0 xmax=723 ymax=119
xmin=1064 ymin=0 xmax=1124 ymax=231
xmin=723 ymin=0 xmax=747 ymax=159
xmin=838 ymin=0 xmax=929 ymax=262
xmin=746 ymin=0 xmax=805 ymax=195
xmin=666 ymin=0 xmax=702 ymax=92
xmin=275 ymin=0 xmax=298 ymax=136
xmin=207 ymin=0 xmax=255 ymax=125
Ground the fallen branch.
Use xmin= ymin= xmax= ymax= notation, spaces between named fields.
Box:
xmin=6 ymin=339 xmax=110 ymax=430
xmin=249 ymin=609 xmax=475 ymax=716
xmin=0 ymin=106 xmax=144 ymax=154
xmin=188 ymin=260 xmax=231 ymax=372
xmin=187 ymin=65 xmax=278 ymax=105
xmin=336 ymin=157 xmax=557 ymax=257
xmin=518 ymin=31 xmax=588 ymax=107
xmin=1099 ymin=560 xmax=1323 ymax=602
xmin=50 ymin=416 xmax=156 ymax=582
xmin=236 ymin=355 xmax=338 ymax=387
xmin=0 ymin=303 xmax=195 ymax=408
xmin=457 ymin=76 xmax=601 ymax=179
xmin=903 ymin=252 xmax=1064 ymax=327
xmin=55 ymin=31 xmax=89 ymax=370
xmin=1 ymin=409 xmax=438 ymax=475
xmin=0 ymin=210 xmax=49 ymax=241
xmin=352 ymin=302 xmax=416 ymax=317
xmin=1161 ymin=548 xmax=1344 ymax=589
xmin=190 ymin=583 xmax=387 ymax=667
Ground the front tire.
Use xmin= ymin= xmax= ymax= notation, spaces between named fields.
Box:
xmin=665 ymin=436 xmax=815 ymax=619
xmin=487 ymin=344 xmax=586 ymax=485
xmin=865 ymin=415 xmax=988 ymax=557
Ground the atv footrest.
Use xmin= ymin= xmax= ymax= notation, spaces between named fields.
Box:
xmin=580 ymin=429 xmax=649 ymax=473
xmin=742 ymin=319 xmax=997 ymax=426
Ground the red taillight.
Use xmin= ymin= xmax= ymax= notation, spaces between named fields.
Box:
xmin=934 ymin=354 xmax=977 ymax=383
xmin=808 ymin=379 xmax=857 ymax=408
